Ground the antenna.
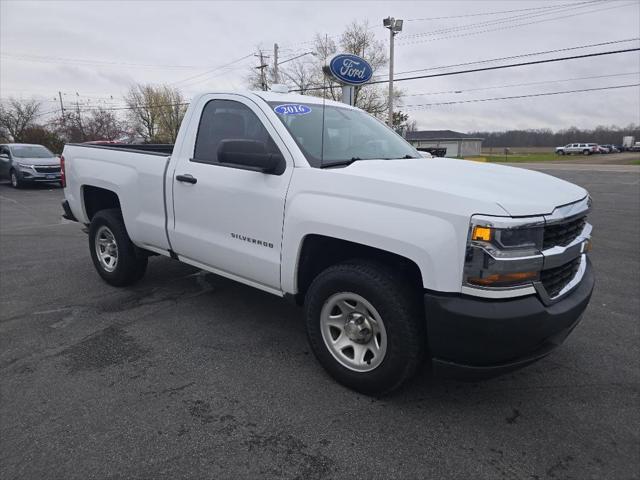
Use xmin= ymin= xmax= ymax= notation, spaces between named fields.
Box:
xmin=320 ymin=34 xmax=328 ymax=167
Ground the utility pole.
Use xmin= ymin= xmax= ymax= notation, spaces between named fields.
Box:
xmin=58 ymin=91 xmax=65 ymax=125
xmin=254 ymin=50 xmax=269 ymax=91
xmin=273 ymin=43 xmax=279 ymax=84
xmin=383 ymin=17 xmax=403 ymax=129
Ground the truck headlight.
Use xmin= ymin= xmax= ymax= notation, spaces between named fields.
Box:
xmin=464 ymin=219 xmax=544 ymax=290
xmin=17 ymin=162 xmax=33 ymax=170
xmin=471 ymin=225 xmax=543 ymax=251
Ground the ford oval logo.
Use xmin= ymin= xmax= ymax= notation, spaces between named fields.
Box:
xmin=328 ymin=54 xmax=373 ymax=86
xmin=274 ymin=104 xmax=312 ymax=115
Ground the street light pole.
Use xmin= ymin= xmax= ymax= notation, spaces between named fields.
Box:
xmin=273 ymin=43 xmax=279 ymax=84
xmin=388 ymin=26 xmax=395 ymax=128
xmin=383 ymin=17 xmax=403 ymax=129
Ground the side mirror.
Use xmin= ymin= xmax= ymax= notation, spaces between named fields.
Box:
xmin=0 ymin=153 xmax=9 ymax=160
xmin=217 ymin=139 xmax=284 ymax=175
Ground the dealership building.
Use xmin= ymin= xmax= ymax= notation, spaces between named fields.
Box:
xmin=406 ymin=130 xmax=484 ymax=157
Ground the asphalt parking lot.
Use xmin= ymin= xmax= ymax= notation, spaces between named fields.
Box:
xmin=1 ymin=166 xmax=639 ymax=480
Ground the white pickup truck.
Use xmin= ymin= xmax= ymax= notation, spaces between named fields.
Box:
xmin=61 ymin=91 xmax=594 ymax=394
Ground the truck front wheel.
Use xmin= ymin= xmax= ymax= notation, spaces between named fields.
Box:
xmin=304 ymin=260 xmax=425 ymax=395
xmin=89 ymin=209 xmax=147 ymax=286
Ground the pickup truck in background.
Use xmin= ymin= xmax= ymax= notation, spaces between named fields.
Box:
xmin=61 ymin=91 xmax=595 ymax=394
xmin=555 ymin=143 xmax=599 ymax=155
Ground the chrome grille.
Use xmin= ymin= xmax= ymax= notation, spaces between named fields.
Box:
xmin=34 ymin=165 xmax=61 ymax=174
xmin=543 ymin=215 xmax=586 ymax=250
xmin=540 ymin=257 xmax=581 ymax=298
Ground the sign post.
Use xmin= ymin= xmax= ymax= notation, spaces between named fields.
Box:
xmin=341 ymin=85 xmax=355 ymax=105
xmin=325 ymin=53 xmax=373 ymax=106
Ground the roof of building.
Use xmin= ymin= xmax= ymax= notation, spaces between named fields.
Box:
xmin=406 ymin=130 xmax=484 ymax=141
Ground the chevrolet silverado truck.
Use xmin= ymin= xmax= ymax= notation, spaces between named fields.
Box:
xmin=61 ymin=91 xmax=594 ymax=394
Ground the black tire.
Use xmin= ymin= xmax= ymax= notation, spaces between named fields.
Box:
xmin=582 ymin=149 xmax=591 ymax=155
xmin=89 ymin=209 xmax=147 ymax=286
xmin=304 ymin=260 xmax=426 ymax=395
xmin=9 ymin=169 xmax=22 ymax=188
xmin=556 ymin=150 xmax=565 ymax=155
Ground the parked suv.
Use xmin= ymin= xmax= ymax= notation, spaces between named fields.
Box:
xmin=555 ymin=143 xmax=599 ymax=155
xmin=0 ymin=144 xmax=62 ymax=188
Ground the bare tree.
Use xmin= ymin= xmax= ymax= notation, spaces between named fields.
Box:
xmin=85 ymin=108 xmax=124 ymax=141
xmin=280 ymin=57 xmax=320 ymax=94
xmin=124 ymin=84 xmax=187 ymax=143
xmin=157 ymin=86 xmax=188 ymax=143
xmin=124 ymin=84 xmax=163 ymax=142
xmin=246 ymin=20 xmax=400 ymax=120
xmin=54 ymin=107 xmax=124 ymax=143
xmin=0 ymin=98 xmax=41 ymax=142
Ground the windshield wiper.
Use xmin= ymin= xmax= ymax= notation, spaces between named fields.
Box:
xmin=380 ymin=154 xmax=419 ymax=160
xmin=320 ymin=157 xmax=363 ymax=168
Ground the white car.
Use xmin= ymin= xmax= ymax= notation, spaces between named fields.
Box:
xmin=555 ymin=143 xmax=599 ymax=155
xmin=61 ymin=90 xmax=594 ymax=394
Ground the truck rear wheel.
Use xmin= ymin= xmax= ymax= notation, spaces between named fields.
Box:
xmin=304 ymin=260 xmax=425 ymax=395
xmin=89 ymin=209 xmax=147 ymax=286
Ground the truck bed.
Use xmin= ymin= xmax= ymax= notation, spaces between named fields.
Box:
xmin=68 ymin=143 xmax=174 ymax=155
xmin=63 ymin=142 xmax=173 ymax=253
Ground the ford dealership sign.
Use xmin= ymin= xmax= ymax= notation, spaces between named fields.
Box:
xmin=328 ymin=54 xmax=373 ymax=86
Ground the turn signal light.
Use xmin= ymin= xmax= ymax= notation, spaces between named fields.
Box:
xmin=468 ymin=271 xmax=538 ymax=287
xmin=472 ymin=226 xmax=492 ymax=242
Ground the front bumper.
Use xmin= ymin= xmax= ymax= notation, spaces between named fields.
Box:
xmin=424 ymin=258 xmax=594 ymax=379
xmin=18 ymin=169 xmax=61 ymax=183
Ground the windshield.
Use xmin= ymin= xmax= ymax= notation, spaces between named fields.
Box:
xmin=268 ymin=101 xmax=419 ymax=168
xmin=10 ymin=145 xmax=54 ymax=158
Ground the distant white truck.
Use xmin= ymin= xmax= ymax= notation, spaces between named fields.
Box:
xmin=555 ymin=143 xmax=599 ymax=155
xmin=622 ymin=136 xmax=635 ymax=150
xmin=60 ymin=90 xmax=595 ymax=394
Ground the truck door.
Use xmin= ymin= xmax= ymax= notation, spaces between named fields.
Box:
xmin=169 ymin=95 xmax=293 ymax=293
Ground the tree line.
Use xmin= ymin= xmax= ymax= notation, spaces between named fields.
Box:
xmin=471 ymin=125 xmax=640 ymax=148
xmin=0 ymin=84 xmax=188 ymax=153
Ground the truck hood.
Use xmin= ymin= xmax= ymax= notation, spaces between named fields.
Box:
xmin=337 ymin=157 xmax=587 ymax=216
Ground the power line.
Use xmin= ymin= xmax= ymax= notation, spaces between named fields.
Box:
xmin=0 ymin=52 xmax=209 ymax=69
xmin=403 ymin=0 xmax=601 ymax=22
xmin=291 ymin=48 xmax=640 ymax=92
xmin=400 ymin=0 xmax=600 ymax=41
xmin=378 ymin=38 xmax=640 ymax=79
xmin=403 ymin=83 xmax=640 ymax=110
xmin=403 ymin=71 xmax=640 ymax=97
xmin=169 ymin=53 xmax=255 ymax=86
xmin=396 ymin=1 xmax=637 ymax=46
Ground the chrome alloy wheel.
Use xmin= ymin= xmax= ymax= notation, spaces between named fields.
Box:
xmin=95 ymin=225 xmax=119 ymax=273
xmin=320 ymin=292 xmax=387 ymax=372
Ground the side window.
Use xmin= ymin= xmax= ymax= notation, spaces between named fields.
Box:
xmin=193 ymin=99 xmax=280 ymax=165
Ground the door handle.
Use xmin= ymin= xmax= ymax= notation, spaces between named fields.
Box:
xmin=176 ymin=174 xmax=197 ymax=184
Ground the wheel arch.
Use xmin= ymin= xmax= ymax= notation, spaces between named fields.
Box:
xmin=289 ymin=233 xmax=426 ymax=304
xmin=82 ymin=185 xmax=121 ymax=221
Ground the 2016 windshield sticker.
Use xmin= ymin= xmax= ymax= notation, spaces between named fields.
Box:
xmin=274 ymin=104 xmax=311 ymax=115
